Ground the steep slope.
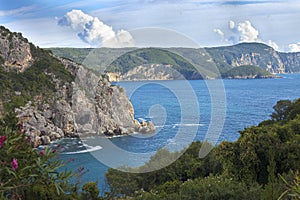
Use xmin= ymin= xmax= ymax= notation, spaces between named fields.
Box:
xmin=0 ymin=26 xmax=154 ymax=147
xmin=279 ymin=52 xmax=300 ymax=73
xmin=0 ymin=26 xmax=33 ymax=72
xmin=106 ymin=48 xmax=203 ymax=80
xmin=205 ymin=43 xmax=286 ymax=74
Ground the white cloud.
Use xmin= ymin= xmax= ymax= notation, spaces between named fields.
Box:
xmin=215 ymin=20 xmax=261 ymax=44
xmin=2 ymin=1 xmax=300 ymax=50
xmin=229 ymin=20 xmax=235 ymax=29
xmin=288 ymin=43 xmax=300 ymax=52
xmin=0 ymin=6 xmax=35 ymax=17
xmin=58 ymin=9 xmax=134 ymax=47
xmin=213 ymin=28 xmax=224 ymax=36
xmin=236 ymin=20 xmax=259 ymax=42
xmin=214 ymin=20 xmax=285 ymax=50
xmin=267 ymin=40 xmax=279 ymax=51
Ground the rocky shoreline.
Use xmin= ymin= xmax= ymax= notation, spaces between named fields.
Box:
xmin=223 ymin=74 xmax=282 ymax=79
xmin=14 ymin=58 xmax=156 ymax=147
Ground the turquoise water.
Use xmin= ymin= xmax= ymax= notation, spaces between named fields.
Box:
xmin=55 ymin=74 xmax=300 ymax=194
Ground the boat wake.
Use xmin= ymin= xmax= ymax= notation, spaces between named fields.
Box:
xmin=155 ymin=123 xmax=206 ymax=128
xmin=62 ymin=144 xmax=102 ymax=155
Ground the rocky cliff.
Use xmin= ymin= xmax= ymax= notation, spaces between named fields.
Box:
xmin=205 ymin=43 xmax=287 ymax=74
xmin=50 ymin=43 xmax=300 ymax=80
xmin=0 ymin=26 xmax=154 ymax=147
xmin=0 ymin=26 xmax=33 ymax=72
xmin=107 ymin=64 xmax=184 ymax=81
xmin=279 ymin=52 xmax=300 ymax=73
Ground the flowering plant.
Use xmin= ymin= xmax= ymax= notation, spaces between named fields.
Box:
xmin=0 ymin=126 xmax=77 ymax=199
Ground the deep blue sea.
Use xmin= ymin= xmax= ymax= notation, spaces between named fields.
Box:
xmin=52 ymin=74 xmax=300 ymax=194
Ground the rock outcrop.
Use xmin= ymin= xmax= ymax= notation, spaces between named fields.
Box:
xmin=279 ymin=52 xmax=300 ymax=73
xmin=0 ymin=26 xmax=33 ymax=72
xmin=0 ymin=26 xmax=155 ymax=147
xmin=206 ymin=43 xmax=288 ymax=74
xmin=22 ymin=58 xmax=154 ymax=147
xmin=108 ymin=64 xmax=184 ymax=81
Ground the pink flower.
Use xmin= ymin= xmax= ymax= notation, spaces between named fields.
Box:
xmin=11 ymin=158 xmax=18 ymax=171
xmin=40 ymin=149 xmax=45 ymax=156
xmin=0 ymin=136 xmax=7 ymax=148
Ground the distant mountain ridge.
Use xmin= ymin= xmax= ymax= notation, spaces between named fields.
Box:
xmin=50 ymin=43 xmax=300 ymax=80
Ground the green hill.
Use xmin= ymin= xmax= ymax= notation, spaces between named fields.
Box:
xmin=222 ymin=65 xmax=274 ymax=79
xmin=106 ymin=48 xmax=203 ymax=79
xmin=49 ymin=43 xmax=300 ymax=80
xmin=0 ymin=26 xmax=74 ymax=115
xmin=205 ymin=42 xmax=286 ymax=74
xmin=105 ymin=98 xmax=300 ymax=199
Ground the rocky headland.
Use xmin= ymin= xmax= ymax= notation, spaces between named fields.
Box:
xmin=0 ymin=26 xmax=155 ymax=147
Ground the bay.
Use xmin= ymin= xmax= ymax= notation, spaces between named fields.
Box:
xmin=56 ymin=73 xmax=300 ymax=194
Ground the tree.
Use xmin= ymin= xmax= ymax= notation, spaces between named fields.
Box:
xmin=271 ymin=100 xmax=292 ymax=121
xmin=81 ymin=182 xmax=101 ymax=200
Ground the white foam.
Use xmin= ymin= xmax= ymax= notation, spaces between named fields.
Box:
xmin=62 ymin=144 xmax=102 ymax=155
xmin=180 ymin=123 xmax=205 ymax=127
xmin=160 ymin=123 xmax=206 ymax=128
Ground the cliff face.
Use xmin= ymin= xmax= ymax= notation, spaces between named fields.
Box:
xmin=0 ymin=26 xmax=154 ymax=147
xmin=107 ymin=64 xmax=184 ymax=81
xmin=0 ymin=26 xmax=33 ymax=72
xmin=206 ymin=43 xmax=287 ymax=74
xmin=279 ymin=52 xmax=300 ymax=73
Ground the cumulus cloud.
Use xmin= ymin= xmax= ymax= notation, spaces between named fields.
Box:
xmin=214 ymin=20 xmax=280 ymax=50
xmin=215 ymin=20 xmax=260 ymax=44
xmin=288 ymin=43 xmax=300 ymax=52
xmin=236 ymin=21 xmax=259 ymax=42
xmin=58 ymin=9 xmax=134 ymax=47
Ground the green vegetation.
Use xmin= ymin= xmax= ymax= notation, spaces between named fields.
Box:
xmin=106 ymin=48 xmax=200 ymax=79
xmin=205 ymin=42 xmax=276 ymax=73
xmin=49 ymin=48 xmax=93 ymax=65
xmin=104 ymin=99 xmax=300 ymax=199
xmin=0 ymin=124 xmax=106 ymax=199
xmin=1 ymin=99 xmax=299 ymax=199
xmin=0 ymin=44 xmax=74 ymax=115
xmin=222 ymin=65 xmax=273 ymax=78
xmin=49 ymin=47 xmax=136 ymax=71
xmin=0 ymin=26 xmax=29 ymax=44
xmin=49 ymin=45 xmax=280 ymax=80
xmin=0 ymin=27 xmax=105 ymax=199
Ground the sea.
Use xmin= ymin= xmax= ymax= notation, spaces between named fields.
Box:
xmin=48 ymin=74 xmax=300 ymax=194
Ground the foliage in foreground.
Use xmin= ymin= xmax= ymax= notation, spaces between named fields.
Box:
xmin=105 ymin=99 xmax=300 ymax=199
xmin=0 ymin=124 xmax=103 ymax=200
xmin=1 ymin=96 xmax=299 ymax=199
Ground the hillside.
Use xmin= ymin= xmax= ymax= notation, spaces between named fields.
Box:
xmin=106 ymin=48 xmax=203 ymax=80
xmin=221 ymin=65 xmax=275 ymax=79
xmin=105 ymin=98 xmax=300 ymax=199
xmin=205 ymin=43 xmax=285 ymax=74
xmin=0 ymin=26 xmax=154 ymax=147
xmin=49 ymin=43 xmax=300 ymax=80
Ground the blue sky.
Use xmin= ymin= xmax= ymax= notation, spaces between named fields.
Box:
xmin=0 ymin=0 xmax=300 ymax=51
